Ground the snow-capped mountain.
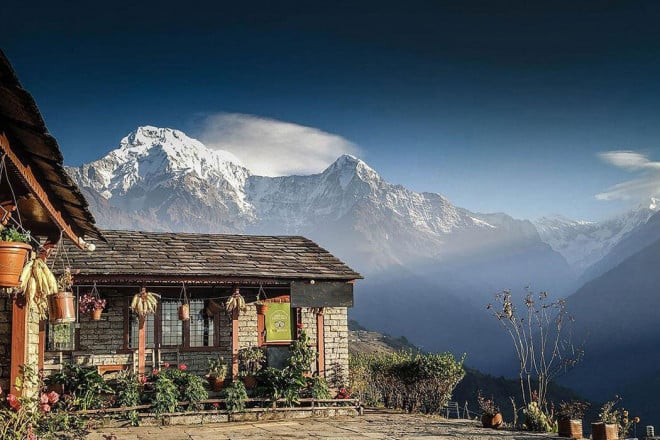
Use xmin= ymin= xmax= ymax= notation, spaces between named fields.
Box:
xmin=535 ymin=201 xmax=659 ymax=276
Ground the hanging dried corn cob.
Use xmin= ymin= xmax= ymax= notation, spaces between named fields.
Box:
xmin=130 ymin=287 xmax=159 ymax=317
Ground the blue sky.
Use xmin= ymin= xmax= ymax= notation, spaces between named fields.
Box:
xmin=2 ymin=0 xmax=660 ymax=221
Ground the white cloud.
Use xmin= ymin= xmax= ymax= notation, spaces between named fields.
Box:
xmin=197 ymin=113 xmax=361 ymax=176
xmin=596 ymin=150 xmax=660 ymax=201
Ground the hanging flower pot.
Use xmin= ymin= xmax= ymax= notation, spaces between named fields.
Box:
xmin=204 ymin=299 xmax=221 ymax=317
xmin=255 ymin=303 xmax=269 ymax=315
xmin=0 ymin=241 xmax=31 ymax=287
xmin=48 ymin=291 xmax=76 ymax=324
xmin=178 ymin=303 xmax=190 ymax=321
xmin=90 ymin=307 xmax=103 ymax=321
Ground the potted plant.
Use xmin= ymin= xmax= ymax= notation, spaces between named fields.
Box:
xmin=48 ymin=267 xmax=76 ymax=323
xmin=0 ymin=226 xmax=32 ymax=287
xmin=477 ymin=391 xmax=503 ymax=429
xmin=207 ymin=356 xmax=228 ymax=391
xmin=593 ymin=397 xmax=622 ymax=440
xmin=79 ymin=292 xmax=107 ymax=320
xmin=255 ymin=288 xmax=268 ymax=315
xmin=557 ymin=400 xmax=590 ymax=438
xmin=238 ymin=346 xmax=265 ymax=388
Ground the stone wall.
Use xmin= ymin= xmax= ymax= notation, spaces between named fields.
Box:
xmin=323 ymin=307 xmax=349 ymax=387
xmin=41 ymin=297 xmax=350 ymax=385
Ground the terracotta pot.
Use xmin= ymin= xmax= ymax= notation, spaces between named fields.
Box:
xmin=208 ymin=376 xmax=226 ymax=391
xmin=592 ymin=422 xmax=619 ymax=440
xmin=242 ymin=374 xmax=258 ymax=389
xmin=178 ymin=303 xmax=190 ymax=321
xmin=481 ymin=413 xmax=503 ymax=429
xmin=48 ymin=291 xmax=76 ymax=324
xmin=558 ymin=419 xmax=583 ymax=439
xmin=0 ymin=241 xmax=31 ymax=287
xmin=90 ymin=307 xmax=103 ymax=321
xmin=255 ymin=303 xmax=269 ymax=315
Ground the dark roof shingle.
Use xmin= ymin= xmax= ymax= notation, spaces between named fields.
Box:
xmin=64 ymin=230 xmax=362 ymax=282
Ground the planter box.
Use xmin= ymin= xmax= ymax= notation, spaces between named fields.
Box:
xmin=558 ymin=419 xmax=583 ymax=439
xmin=592 ymin=422 xmax=619 ymax=440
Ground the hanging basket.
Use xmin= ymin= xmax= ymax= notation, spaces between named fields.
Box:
xmin=48 ymin=291 xmax=76 ymax=324
xmin=204 ymin=299 xmax=221 ymax=317
xmin=0 ymin=241 xmax=31 ymax=287
xmin=255 ymin=303 xmax=269 ymax=315
xmin=90 ymin=307 xmax=103 ymax=321
xmin=178 ymin=303 xmax=190 ymax=321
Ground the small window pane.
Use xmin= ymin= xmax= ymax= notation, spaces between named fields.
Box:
xmin=130 ymin=312 xmax=155 ymax=348
xmin=190 ymin=300 xmax=214 ymax=347
xmin=161 ymin=301 xmax=183 ymax=347
xmin=47 ymin=323 xmax=75 ymax=351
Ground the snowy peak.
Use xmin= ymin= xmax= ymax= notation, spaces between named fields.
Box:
xmin=322 ymin=154 xmax=381 ymax=189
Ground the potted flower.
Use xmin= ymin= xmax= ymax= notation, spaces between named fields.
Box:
xmin=238 ymin=346 xmax=265 ymax=388
xmin=48 ymin=267 xmax=76 ymax=323
xmin=557 ymin=400 xmax=590 ymax=438
xmin=477 ymin=391 xmax=503 ymax=428
xmin=255 ymin=288 xmax=268 ymax=315
xmin=79 ymin=292 xmax=107 ymax=320
xmin=0 ymin=226 xmax=32 ymax=287
xmin=207 ymin=356 xmax=228 ymax=391
xmin=593 ymin=397 xmax=622 ymax=440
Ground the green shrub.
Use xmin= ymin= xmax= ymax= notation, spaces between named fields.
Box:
xmin=349 ymin=351 xmax=465 ymax=414
xmin=224 ymin=380 xmax=248 ymax=413
xmin=523 ymin=401 xmax=555 ymax=432
xmin=47 ymin=363 xmax=112 ymax=410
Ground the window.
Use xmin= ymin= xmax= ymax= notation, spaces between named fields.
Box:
xmin=190 ymin=300 xmax=214 ymax=347
xmin=47 ymin=323 xmax=75 ymax=351
xmin=129 ymin=312 xmax=155 ymax=348
xmin=161 ymin=301 xmax=183 ymax=347
xmin=125 ymin=297 xmax=219 ymax=350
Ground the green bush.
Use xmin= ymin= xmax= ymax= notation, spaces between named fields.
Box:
xmin=47 ymin=363 xmax=112 ymax=410
xmin=224 ymin=380 xmax=248 ymax=413
xmin=148 ymin=364 xmax=208 ymax=413
xmin=349 ymin=351 xmax=465 ymax=414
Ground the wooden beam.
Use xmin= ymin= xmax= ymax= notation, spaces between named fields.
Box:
xmin=138 ymin=317 xmax=145 ymax=376
xmin=38 ymin=320 xmax=46 ymax=372
xmin=0 ymin=132 xmax=85 ymax=249
xmin=231 ymin=308 xmax=239 ymax=380
xmin=316 ymin=310 xmax=325 ymax=377
xmin=10 ymin=296 xmax=29 ymax=396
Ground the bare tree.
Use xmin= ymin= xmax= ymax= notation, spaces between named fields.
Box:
xmin=488 ymin=289 xmax=583 ymax=412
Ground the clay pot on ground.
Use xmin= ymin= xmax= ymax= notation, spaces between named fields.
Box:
xmin=591 ymin=422 xmax=619 ymax=440
xmin=558 ymin=419 xmax=583 ymax=439
xmin=0 ymin=241 xmax=31 ymax=287
xmin=48 ymin=291 xmax=76 ymax=323
xmin=208 ymin=376 xmax=226 ymax=392
xmin=242 ymin=374 xmax=258 ymax=389
xmin=481 ymin=413 xmax=503 ymax=429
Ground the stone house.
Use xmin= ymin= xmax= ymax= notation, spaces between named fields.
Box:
xmin=46 ymin=230 xmax=361 ymax=385
xmin=0 ymin=50 xmax=104 ymax=395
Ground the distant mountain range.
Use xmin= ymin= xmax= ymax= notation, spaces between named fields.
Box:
xmin=67 ymin=126 xmax=660 ymax=404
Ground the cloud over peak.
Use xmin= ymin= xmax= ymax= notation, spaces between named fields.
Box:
xmin=596 ymin=150 xmax=660 ymax=202
xmin=198 ymin=113 xmax=361 ymax=177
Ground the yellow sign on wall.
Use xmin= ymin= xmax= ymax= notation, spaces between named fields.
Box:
xmin=265 ymin=302 xmax=293 ymax=343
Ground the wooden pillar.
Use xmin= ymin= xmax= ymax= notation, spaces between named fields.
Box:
xmin=316 ymin=309 xmax=325 ymax=377
xmin=231 ymin=308 xmax=239 ymax=379
xmin=10 ymin=297 xmax=29 ymax=396
xmin=138 ymin=317 xmax=145 ymax=375
xmin=257 ymin=311 xmax=265 ymax=347
xmin=38 ymin=320 xmax=46 ymax=371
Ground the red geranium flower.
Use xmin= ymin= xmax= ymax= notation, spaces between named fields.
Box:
xmin=139 ymin=376 xmax=147 ymax=384
xmin=47 ymin=390 xmax=60 ymax=404
xmin=212 ymin=402 xmax=219 ymax=409
xmin=7 ymin=394 xmax=20 ymax=410
xmin=178 ymin=364 xmax=187 ymax=371
xmin=164 ymin=362 xmax=170 ymax=368
xmin=152 ymin=369 xmax=159 ymax=375
xmin=40 ymin=403 xmax=51 ymax=413
xmin=40 ymin=393 xmax=49 ymax=404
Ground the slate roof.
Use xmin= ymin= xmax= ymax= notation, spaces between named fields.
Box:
xmin=0 ymin=49 xmax=104 ymax=242
xmin=64 ymin=230 xmax=362 ymax=282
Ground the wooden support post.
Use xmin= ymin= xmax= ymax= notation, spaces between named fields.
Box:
xmin=232 ymin=308 xmax=239 ymax=379
xmin=257 ymin=312 xmax=265 ymax=347
xmin=10 ymin=297 xmax=29 ymax=396
xmin=138 ymin=316 xmax=145 ymax=376
xmin=316 ymin=309 xmax=325 ymax=377
xmin=38 ymin=320 xmax=46 ymax=372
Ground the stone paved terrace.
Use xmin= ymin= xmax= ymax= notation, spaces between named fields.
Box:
xmin=85 ymin=409 xmax=564 ymax=440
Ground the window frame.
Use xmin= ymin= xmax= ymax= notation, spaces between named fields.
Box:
xmin=121 ymin=295 xmax=221 ymax=353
